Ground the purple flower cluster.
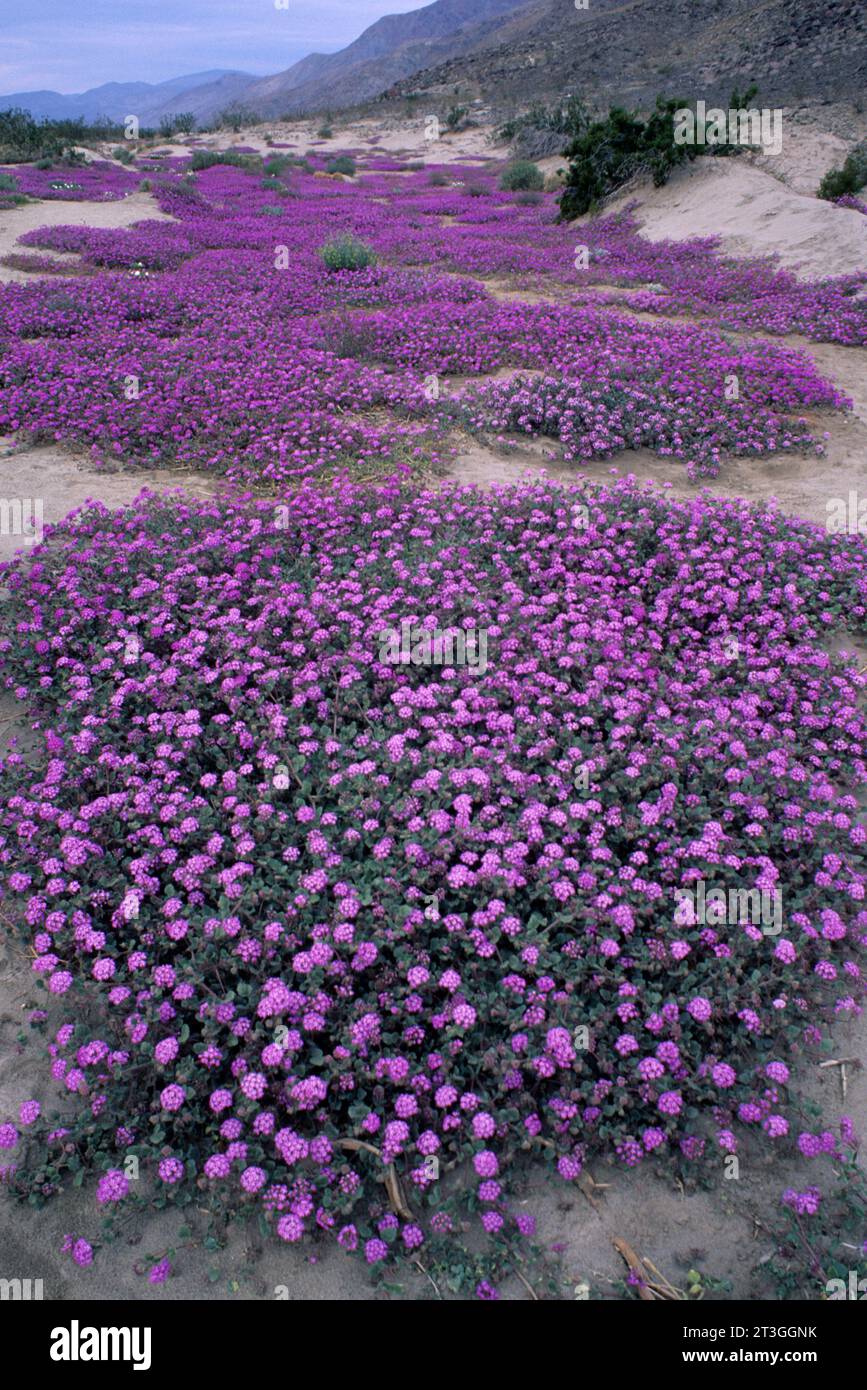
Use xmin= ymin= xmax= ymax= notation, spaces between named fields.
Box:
xmin=0 ymin=475 xmax=864 ymax=1266
xmin=6 ymin=161 xmax=139 ymax=202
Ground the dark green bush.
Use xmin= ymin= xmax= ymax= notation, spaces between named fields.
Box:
xmin=0 ymin=171 xmax=24 ymax=207
xmin=189 ymin=150 xmax=261 ymax=173
xmin=263 ymin=154 xmax=293 ymax=176
xmin=326 ymin=155 xmax=356 ymax=176
xmin=500 ymin=160 xmax=544 ymax=191
xmin=818 ymin=144 xmax=867 ymax=201
xmin=319 ymin=234 xmax=377 ymax=272
xmin=152 ymin=175 xmax=200 ymax=200
xmin=559 ymin=97 xmax=695 ymax=218
xmin=558 ymin=91 xmax=757 ymax=219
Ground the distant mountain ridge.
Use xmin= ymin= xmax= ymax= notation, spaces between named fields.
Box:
xmin=0 ymin=71 xmax=255 ymax=126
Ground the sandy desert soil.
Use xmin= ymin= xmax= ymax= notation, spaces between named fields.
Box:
xmin=0 ymin=188 xmax=176 ymax=284
xmin=0 ymin=110 xmax=865 ymax=1301
xmin=0 ymin=440 xmax=220 ymax=568
xmin=599 ymin=154 xmax=867 ymax=281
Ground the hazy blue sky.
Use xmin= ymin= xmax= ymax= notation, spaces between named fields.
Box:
xmin=0 ymin=0 xmax=427 ymax=92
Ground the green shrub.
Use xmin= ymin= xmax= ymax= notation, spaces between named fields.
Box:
xmin=152 ymin=175 xmax=199 ymax=200
xmin=263 ymin=154 xmax=293 ymax=176
xmin=0 ymin=107 xmax=45 ymax=157
xmin=317 ymin=125 xmax=334 ymax=139
xmin=465 ymin=182 xmax=489 ymax=196
xmin=500 ymin=160 xmax=544 ymax=191
xmin=269 ymin=154 xmax=313 ymax=174
xmin=559 ymin=97 xmax=695 ymax=218
xmin=319 ymin=234 xmax=377 ymax=272
xmin=260 ymin=176 xmax=285 ymax=191
xmin=218 ymin=105 xmax=259 ymax=133
xmin=0 ymin=172 xmax=18 ymax=191
xmin=818 ymin=145 xmax=867 ymax=201
xmin=326 ymin=155 xmax=355 ymax=176
xmin=558 ymin=90 xmax=755 ymax=219
xmin=445 ymin=104 xmax=469 ymax=131
xmin=169 ymin=111 xmax=195 ymax=134
xmin=111 ymin=146 xmax=134 ymax=164
xmin=497 ymin=96 xmax=590 ymax=160
xmin=515 ymin=189 xmax=544 ymax=205
xmin=27 ymin=144 xmax=84 ymax=171
xmin=189 ymin=150 xmax=261 ymax=173
xmin=160 ymin=112 xmax=195 ymax=136
xmin=428 ymin=170 xmax=449 ymax=186
xmin=0 ymin=106 xmax=128 ymax=164
xmin=818 ymin=161 xmax=861 ymax=200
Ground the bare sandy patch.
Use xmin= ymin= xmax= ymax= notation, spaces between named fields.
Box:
xmin=443 ymin=411 xmax=867 ymax=532
xmin=579 ymin=427 xmax=867 ymax=531
xmin=444 ymin=436 xmax=580 ymax=489
xmin=0 ymin=189 xmax=176 ymax=285
xmin=778 ymin=337 xmax=867 ymax=426
xmin=595 ymin=156 xmax=867 ymax=281
xmin=167 ymin=116 xmax=504 ymax=166
xmin=752 ymin=108 xmax=867 ymax=197
xmin=0 ymin=441 xmax=221 ymax=567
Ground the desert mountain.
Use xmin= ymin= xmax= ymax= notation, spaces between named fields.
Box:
xmin=380 ymin=0 xmax=867 ymax=114
xmin=4 ymin=0 xmax=863 ymax=131
xmin=0 ymin=72 xmax=259 ymax=126
xmin=181 ymin=0 xmax=529 ymax=121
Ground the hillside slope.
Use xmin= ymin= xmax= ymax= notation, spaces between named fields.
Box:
xmin=380 ymin=0 xmax=867 ymax=114
xmin=171 ymin=0 xmax=529 ymax=120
